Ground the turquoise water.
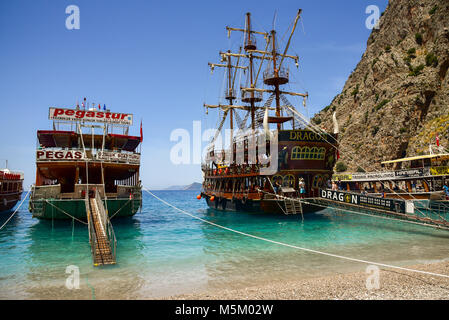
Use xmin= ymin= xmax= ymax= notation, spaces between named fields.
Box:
xmin=1 ymin=190 xmax=449 ymax=299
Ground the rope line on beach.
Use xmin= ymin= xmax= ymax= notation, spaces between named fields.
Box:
xmin=143 ymin=187 xmax=449 ymax=280
xmin=0 ymin=190 xmax=31 ymax=231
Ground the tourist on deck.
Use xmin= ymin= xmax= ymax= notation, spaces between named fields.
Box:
xmin=443 ymin=183 xmax=449 ymax=200
xmin=274 ymin=180 xmax=281 ymax=194
xmin=299 ymin=178 xmax=306 ymax=199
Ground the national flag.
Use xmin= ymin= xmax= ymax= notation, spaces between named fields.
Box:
xmin=436 ymin=133 xmax=440 ymax=147
xmin=140 ymin=120 xmax=143 ymax=142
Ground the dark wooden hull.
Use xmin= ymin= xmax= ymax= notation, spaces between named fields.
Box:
xmin=204 ymin=194 xmax=322 ymax=214
xmin=0 ymin=192 xmax=22 ymax=213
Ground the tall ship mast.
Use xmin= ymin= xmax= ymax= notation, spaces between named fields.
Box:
xmin=29 ymin=101 xmax=142 ymax=220
xmin=201 ymin=10 xmax=339 ymax=214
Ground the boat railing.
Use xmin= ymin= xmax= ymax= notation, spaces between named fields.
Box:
xmin=36 ymin=147 xmax=140 ymax=165
xmin=85 ymin=194 xmax=99 ymax=264
xmin=31 ymin=184 xmax=61 ymax=200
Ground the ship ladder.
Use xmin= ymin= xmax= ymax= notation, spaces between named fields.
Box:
xmin=86 ymin=190 xmax=117 ymax=266
xmin=283 ymin=198 xmax=303 ymax=215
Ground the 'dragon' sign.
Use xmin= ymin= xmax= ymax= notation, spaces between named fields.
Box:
xmin=279 ymin=130 xmax=334 ymax=143
xmin=320 ymin=189 xmax=405 ymax=213
xmin=49 ymin=108 xmax=133 ymax=125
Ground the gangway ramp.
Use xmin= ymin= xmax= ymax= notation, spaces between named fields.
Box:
xmin=307 ymin=190 xmax=449 ymax=231
xmin=86 ymin=189 xmax=117 ymax=266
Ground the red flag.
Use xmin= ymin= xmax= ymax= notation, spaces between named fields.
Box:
xmin=336 ymin=149 xmax=340 ymax=160
xmin=98 ymin=104 xmax=101 ymax=110
xmin=436 ymin=133 xmax=440 ymax=147
xmin=140 ymin=120 xmax=143 ymax=142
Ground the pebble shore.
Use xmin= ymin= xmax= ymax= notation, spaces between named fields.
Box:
xmin=170 ymin=261 xmax=449 ymax=300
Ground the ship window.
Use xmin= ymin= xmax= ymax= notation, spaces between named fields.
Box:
xmin=291 ymin=146 xmax=325 ymax=160
xmin=291 ymin=147 xmax=301 ymax=159
xmin=311 ymin=147 xmax=319 ymax=159
xmin=319 ymin=147 xmax=326 ymax=160
xmin=283 ymin=175 xmax=295 ymax=188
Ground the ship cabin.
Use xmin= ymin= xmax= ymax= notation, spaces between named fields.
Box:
xmin=202 ymin=129 xmax=338 ymax=199
xmin=332 ymin=153 xmax=449 ymax=200
xmin=34 ymin=110 xmax=142 ymax=201
xmin=0 ymin=170 xmax=24 ymax=197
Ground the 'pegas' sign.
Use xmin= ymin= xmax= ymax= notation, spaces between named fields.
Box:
xmin=37 ymin=150 xmax=86 ymax=161
xmin=49 ymin=107 xmax=133 ymax=125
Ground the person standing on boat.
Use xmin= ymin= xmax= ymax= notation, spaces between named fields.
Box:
xmin=299 ymin=178 xmax=306 ymax=198
xmin=443 ymin=183 xmax=449 ymax=200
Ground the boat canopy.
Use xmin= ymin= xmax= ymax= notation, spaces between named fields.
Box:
xmin=38 ymin=130 xmax=77 ymax=148
xmin=37 ymin=130 xmax=141 ymax=152
xmin=108 ymin=134 xmax=141 ymax=152
xmin=381 ymin=153 xmax=449 ymax=165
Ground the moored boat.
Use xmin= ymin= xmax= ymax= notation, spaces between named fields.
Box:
xmin=29 ymin=102 xmax=143 ymax=220
xmin=201 ymin=11 xmax=339 ymax=215
xmin=332 ymin=153 xmax=449 ymax=201
xmin=0 ymin=166 xmax=24 ymax=213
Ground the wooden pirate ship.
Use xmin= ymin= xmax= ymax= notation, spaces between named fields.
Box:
xmin=201 ymin=10 xmax=339 ymax=214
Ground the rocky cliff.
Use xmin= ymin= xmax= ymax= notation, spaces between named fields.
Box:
xmin=313 ymin=0 xmax=449 ymax=172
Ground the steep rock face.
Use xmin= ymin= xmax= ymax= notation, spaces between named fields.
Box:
xmin=313 ymin=0 xmax=449 ymax=172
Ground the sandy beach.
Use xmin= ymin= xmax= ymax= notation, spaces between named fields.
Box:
xmin=170 ymin=261 xmax=449 ymax=300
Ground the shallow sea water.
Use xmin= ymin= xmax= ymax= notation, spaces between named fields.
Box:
xmin=1 ymin=190 xmax=449 ymax=299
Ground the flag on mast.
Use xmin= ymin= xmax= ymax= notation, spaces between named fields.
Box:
xmin=436 ymin=133 xmax=440 ymax=147
xmin=140 ymin=120 xmax=143 ymax=142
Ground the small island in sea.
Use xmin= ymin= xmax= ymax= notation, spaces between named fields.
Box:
xmin=163 ymin=182 xmax=202 ymax=191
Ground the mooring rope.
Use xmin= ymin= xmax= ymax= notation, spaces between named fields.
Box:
xmin=44 ymin=200 xmax=88 ymax=225
xmin=143 ymin=187 xmax=449 ymax=280
xmin=0 ymin=189 xmax=31 ymax=231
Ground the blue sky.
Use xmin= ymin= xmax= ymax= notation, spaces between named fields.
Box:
xmin=0 ymin=0 xmax=388 ymax=189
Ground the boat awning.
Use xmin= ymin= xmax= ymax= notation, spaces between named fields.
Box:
xmin=381 ymin=153 xmax=449 ymax=165
xmin=108 ymin=134 xmax=141 ymax=152
xmin=38 ymin=130 xmax=77 ymax=148
xmin=263 ymin=116 xmax=293 ymax=124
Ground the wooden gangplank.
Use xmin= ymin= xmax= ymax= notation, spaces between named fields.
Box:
xmin=87 ymin=196 xmax=116 ymax=266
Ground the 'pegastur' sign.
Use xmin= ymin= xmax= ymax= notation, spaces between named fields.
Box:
xmin=49 ymin=107 xmax=133 ymax=125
